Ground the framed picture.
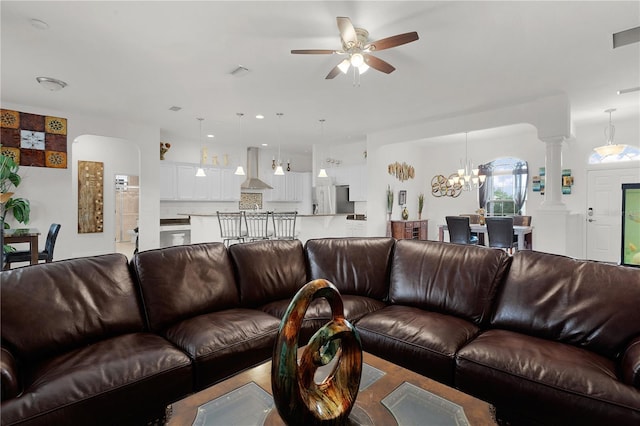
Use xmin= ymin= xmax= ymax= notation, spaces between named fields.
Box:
xmin=399 ymin=190 xmax=407 ymax=206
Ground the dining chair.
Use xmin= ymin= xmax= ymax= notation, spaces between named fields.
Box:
xmin=485 ymin=217 xmax=517 ymax=254
xmin=512 ymin=215 xmax=532 ymax=226
xmin=244 ymin=211 xmax=271 ymax=241
xmin=217 ymin=211 xmax=245 ymax=246
xmin=445 ymin=216 xmax=478 ymax=245
xmin=3 ymin=223 xmax=61 ymax=270
xmin=512 ymin=215 xmax=532 ymax=249
xmin=271 ymin=211 xmax=298 ymax=240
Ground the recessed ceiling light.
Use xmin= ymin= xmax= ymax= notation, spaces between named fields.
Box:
xmin=256 ymin=114 xmax=264 ymax=119
xmin=261 ymin=143 xmax=268 ymax=146
xmin=30 ymin=19 xmax=49 ymax=30
xmin=207 ymin=134 xmax=215 ymax=138
xmin=36 ymin=76 xmax=67 ymax=91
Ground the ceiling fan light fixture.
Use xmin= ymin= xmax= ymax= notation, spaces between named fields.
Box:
xmin=36 ymin=76 xmax=67 ymax=91
xmin=338 ymin=59 xmax=351 ymax=74
xmin=358 ymin=62 xmax=370 ymax=74
xmin=350 ymin=53 xmax=365 ymax=67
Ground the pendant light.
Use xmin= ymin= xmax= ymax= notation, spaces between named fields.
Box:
xmin=195 ymin=118 xmax=206 ymax=177
xmin=274 ymin=113 xmax=285 ymax=175
xmin=593 ymin=108 xmax=627 ymax=158
xmin=234 ymin=113 xmax=246 ymax=176
xmin=317 ymin=119 xmax=329 ymax=178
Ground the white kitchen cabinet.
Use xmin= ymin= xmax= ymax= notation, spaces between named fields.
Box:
xmin=208 ymin=168 xmax=222 ymax=200
xmin=219 ymin=168 xmax=242 ymax=201
xmin=176 ymin=164 xmax=209 ymax=200
xmin=264 ymin=172 xmax=304 ymax=202
xmin=286 ymin=173 xmax=303 ymax=201
xmin=159 ymin=162 xmax=177 ymax=200
xmin=264 ymin=173 xmax=286 ymax=202
xmin=165 ymin=162 xmax=240 ymax=201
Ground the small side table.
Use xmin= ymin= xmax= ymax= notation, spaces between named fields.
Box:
xmin=389 ymin=220 xmax=428 ymax=240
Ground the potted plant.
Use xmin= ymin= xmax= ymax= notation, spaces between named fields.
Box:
xmin=418 ymin=193 xmax=424 ymax=219
xmin=1 ymin=153 xmax=31 ymax=253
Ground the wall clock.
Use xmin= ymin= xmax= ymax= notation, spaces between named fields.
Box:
xmin=20 ymin=130 xmax=45 ymax=150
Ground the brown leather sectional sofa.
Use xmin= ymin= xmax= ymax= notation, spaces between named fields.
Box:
xmin=1 ymin=237 xmax=639 ymax=425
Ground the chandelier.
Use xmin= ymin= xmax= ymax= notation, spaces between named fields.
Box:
xmin=593 ymin=108 xmax=628 ymax=158
xmin=448 ymin=132 xmax=485 ymax=191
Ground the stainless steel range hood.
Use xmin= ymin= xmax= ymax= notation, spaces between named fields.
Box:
xmin=241 ymin=147 xmax=273 ymax=190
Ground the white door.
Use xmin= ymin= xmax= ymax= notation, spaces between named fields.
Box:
xmin=586 ymin=166 xmax=640 ymax=262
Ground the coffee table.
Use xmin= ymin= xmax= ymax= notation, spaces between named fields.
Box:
xmin=166 ymin=350 xmax=496 ymax=425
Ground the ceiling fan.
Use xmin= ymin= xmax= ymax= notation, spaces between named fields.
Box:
xmin=292 ymin=17 xmax=419 ymax=79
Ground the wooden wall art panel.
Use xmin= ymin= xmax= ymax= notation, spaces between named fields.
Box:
xmin=0 ymin=109 xmax=68 ymax=168
xmin=78 ymin=161 xmax=104 ymax=233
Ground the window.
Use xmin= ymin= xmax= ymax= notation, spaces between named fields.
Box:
xmin=479 ymin=158 xmax=528 ymax=215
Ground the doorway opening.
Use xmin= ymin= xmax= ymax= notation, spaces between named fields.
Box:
xmin=115 ymin=174 xmax=139 ymax=259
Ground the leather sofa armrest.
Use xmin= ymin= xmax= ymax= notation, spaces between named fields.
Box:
xmin=621 ymin=336 xmax=640 ymax=389
xmin=1 ymin=347 xmax=20 ymax=401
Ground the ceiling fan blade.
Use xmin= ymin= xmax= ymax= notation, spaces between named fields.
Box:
xmin=364 ymin=54 xmax=396 ymax=74
xmin=337 ymin=17 xmax=357 ymax=47
xmin=325 ymin=65 xmax=342 ymax=79
xmin=291 ymin=49 xmax=338 ymax=55
xmin=366 ymin=31 xmax=419 ymax=52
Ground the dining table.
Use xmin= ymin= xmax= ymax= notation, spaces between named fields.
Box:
xmin=3 ymin=228 xmax=41 ymax=265
xmin=438 ymin=223 xmax=533 ymax=251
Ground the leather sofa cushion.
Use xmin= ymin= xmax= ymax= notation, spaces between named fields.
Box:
xmin=622 ymin=337 xmax=640 ymax=388
xmin=260 ymin=294 xmax=386 ymax=344
xmin=356 ymin=305 xmax=480 ymax=385
xmin=229 ymin=239 xmax=307 ymax=308
xmin=389 ymin=240 xmax=510 ymax=325
xmin=0 ymin=333 xmax=192 ymax=426
xmin=491 ymin=250 xmax=640 ymax=359
xmin=0 ymin=348 xmax=18 ymax=401
xmin=132 ymin=243 xmax=239 ymax=333
xmin=305 ymin=237 xmax=395 ymax=300
xmin=164 ymin=308 xmax=280 ymax=390
xmin=1 ymin=254 xmax=144 ymax=363
xmin=456 ymin=329 xmax=640 ymax=425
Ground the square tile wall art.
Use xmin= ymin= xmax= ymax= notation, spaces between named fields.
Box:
xmin=0 ymin=109 xmax=67 ymax=168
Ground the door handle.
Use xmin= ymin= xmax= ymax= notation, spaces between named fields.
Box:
xmin=588 ymin=218 xmax=596 ymax=222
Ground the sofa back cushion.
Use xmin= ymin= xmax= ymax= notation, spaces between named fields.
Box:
xmin=389 ymin=240 xmax=511 ymax=325
xmin=491 ymin=250 xmax=640 ymax=359
xmin=132 ymin=243 xmax=239 ymax=333
xmin=305 ymin=237 xmax=395 ymax=300
xmin=229 ymin=239 xmax=307 ymax=308
xmin=0 ymin=254 xmax=144 ymax=363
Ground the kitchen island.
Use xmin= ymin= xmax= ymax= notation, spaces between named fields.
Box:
xmin=181 ymin=212 xmax=367 ymax=245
